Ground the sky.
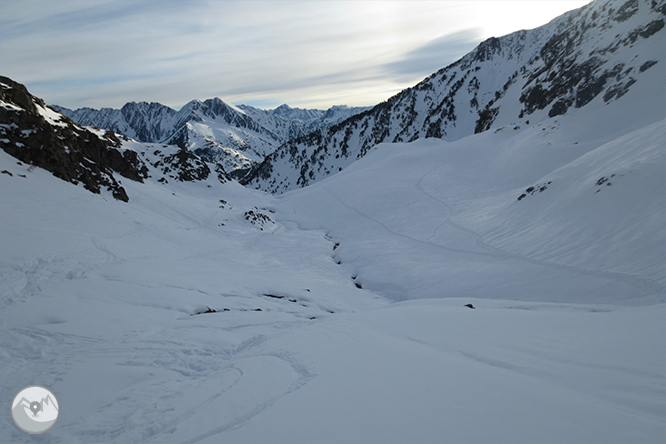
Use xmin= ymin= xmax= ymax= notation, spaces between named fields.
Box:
xmin=0 ymin=1 xmax=590 ymax=111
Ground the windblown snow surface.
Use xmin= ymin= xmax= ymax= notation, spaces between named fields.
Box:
xmin=1 ymin=94 xmax=665 ymax=442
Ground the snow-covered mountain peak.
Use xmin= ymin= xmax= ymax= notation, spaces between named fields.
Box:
xmin=55 ymin=97 xmax=371 ymax=174
xmin=243 ymin=0 xmax=664 ymax=194
xmin=269 ymin=103 xmax=323 ymax=122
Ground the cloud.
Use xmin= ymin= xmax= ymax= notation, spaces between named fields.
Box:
xmin=0 ymin=1 xmax=590 ymax=110
xmin=383 ymin=29 xmax=483 ymax=82
xmin=0 ymin=0 xmax=189 ymax=33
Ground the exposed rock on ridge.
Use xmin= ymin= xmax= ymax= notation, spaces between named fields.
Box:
xmin=0 ymin=76 xmax=148 ymax=202
xmin=243 ymin=0 xmax=664 ymax=194
xmin=1 ymin=77 xmax=235 ymax=201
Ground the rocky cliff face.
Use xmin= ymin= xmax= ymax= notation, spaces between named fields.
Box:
xmin=1 ymin=77 xmax=148 ymax=202
xmin=243 ymin=0 xmax=664 ymax=193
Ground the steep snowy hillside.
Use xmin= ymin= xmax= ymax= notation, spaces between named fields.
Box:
xmin=245 ymin=0 xmax=665 ymax=193
xmin=279 ymin=116 xmax=665 ymax=303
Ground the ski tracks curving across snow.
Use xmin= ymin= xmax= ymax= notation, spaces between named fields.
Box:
xmin=413 ymin=158 xmax=665 ymax=296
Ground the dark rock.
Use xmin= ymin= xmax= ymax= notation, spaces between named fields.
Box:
xmin=0 ymin=76 xmax=148 ymax=201
xmin=548 ymin=98 xmax=572 ymax=117
xmin=244 ymin=208 xmax=274 ymax=227
xmin=614 ymin=0 xmax=638 ymax=22
xmin=639 ymin=60 xmax=658 ymax=72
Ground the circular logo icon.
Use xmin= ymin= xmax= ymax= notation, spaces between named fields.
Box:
xmin=11 ymin=385 xmax=59 ymax=434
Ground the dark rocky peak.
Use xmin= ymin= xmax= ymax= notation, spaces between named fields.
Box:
xmin=121 ymin=101 xmax=175 ymax=121
xmin=192 ymin=97 xmax=280 ymax=140
xmin=181 ymin=97 xmax=244 ymax=124
xmin=120 ymin=101 xmax=177 ymax=142
xmin=0 ymin=76 xmax=148 ymax=202
xmin=200 ymin=98 xmax=242 ymax=120
xmin=470 ymin=36 xmax=504 ymax=63
xmin=271 ymin=104 xmax=324 ymax=122
xmin=1 ymin=78 xmax=40 ymax=114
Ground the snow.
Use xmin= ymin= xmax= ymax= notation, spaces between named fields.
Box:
xmin=35 ymin=104 xmax=68 ymax=128
xmin=0 ymin=100 xmax=23 ymax=112
xmin=84 ymin=126 xmax=109 ymax=139
xmin=1 ymin=1 xmax=664 ymax=440
xmin=1 ymin=109 xmax=664 ymax=442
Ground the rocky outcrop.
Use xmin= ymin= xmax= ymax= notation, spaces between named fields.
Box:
xmin=1 ymin=76 xmax=148 ymax=201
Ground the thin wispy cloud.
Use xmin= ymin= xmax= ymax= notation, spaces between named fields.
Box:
xmin=384 ymin=29 xmax=483 ymax=81
xmin=0 ymin=1 xmax=590 ymax=110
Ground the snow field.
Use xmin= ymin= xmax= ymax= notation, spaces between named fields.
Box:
xmin=1 ymin=116 xmax=665 ymax=442
xmin=280 ymin=115 xmax=665 ymax=304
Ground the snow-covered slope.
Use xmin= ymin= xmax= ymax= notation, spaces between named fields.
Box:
xmin=279 ymin=116 xmax=665 ymax=304
xmin=245 ymin=0 xmax=665 ymax=193
xmin=1 ymin=111 xmax=664 ymax=443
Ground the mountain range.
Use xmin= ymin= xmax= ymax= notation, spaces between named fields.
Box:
xmin=242 ymin=0 xmax=664 ymax=193
xmin=53 ymin=100 xmax=370 ymax=173
xmin=2 ymin=0 xmax=663 ymax=204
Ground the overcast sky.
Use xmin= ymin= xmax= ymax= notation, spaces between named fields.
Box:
xmin=0 ymin=1 xmax=590 ymax=110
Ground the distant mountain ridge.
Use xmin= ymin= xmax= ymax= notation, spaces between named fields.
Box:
xmin=53 ymin=100 xmax=370 ymax=172
xmin=238 ymin=103 xmax=371 ymax=143
xmin=1 ymin=76 xmax=236 ymax=202
xmin=242 ymin=0 xmax=664 ymax=193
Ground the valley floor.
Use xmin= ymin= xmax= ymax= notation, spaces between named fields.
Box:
xmin=1 ymin=119 xmax=664 ymax=443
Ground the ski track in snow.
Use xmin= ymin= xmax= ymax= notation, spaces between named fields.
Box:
xmin=2 ymin=114 xmax=665 ymax=441
xmin=323 ymin=180 xmax=661 ymax=301
xmin=0 ymin=176 xmax=333 ymax=442
xmin=412 ymin=158 xmax=665 ymax=296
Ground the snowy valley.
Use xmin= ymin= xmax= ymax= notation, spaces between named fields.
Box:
xmin=1 ymin=0 xmax=665 ymax=443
